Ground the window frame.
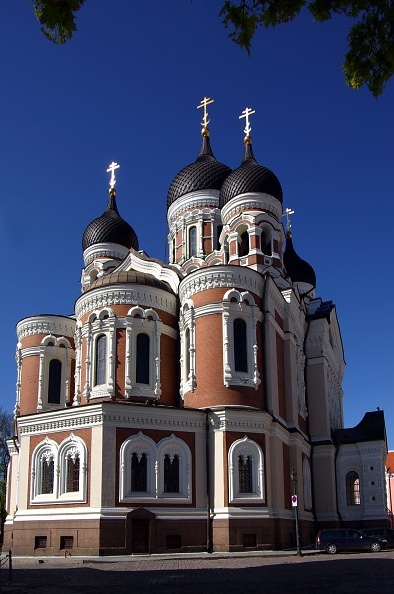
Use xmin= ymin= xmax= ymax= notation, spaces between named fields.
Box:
xmin=179 ymin=300 xmax=196 ymax=397
xmin=86 ymin=308 xmax=117 ymax=400
xmin=119 ymin=433 xmax=192 ymax=503
xmin=222 ymin=290 xmax=261 ymax=389
xmin=346 ymin=470 xmax=361 ymax=506
xmin=124 ymin=307 xmax=162 ymax=400
xmin=228 ymin=436 xmax=264 ymax=503
xmin=31 ymin=435 xmax=87 ymax=505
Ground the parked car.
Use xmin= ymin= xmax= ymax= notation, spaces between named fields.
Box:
xmin=316 ymin=528 xmax=387 ymax=554
xmin=361 ymin=528 xmax=394 ymax=548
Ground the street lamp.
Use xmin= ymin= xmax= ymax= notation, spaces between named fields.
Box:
xmin=290 ymin=467 xmax=302 ymax=556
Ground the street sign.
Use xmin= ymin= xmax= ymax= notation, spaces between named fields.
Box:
xmin=291 ymin=495 xmax=298 ymax=507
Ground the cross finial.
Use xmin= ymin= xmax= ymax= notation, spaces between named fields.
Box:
xmin=283 ymin=208 xmax=295 ymax=232
xmin=197 ymin=96 xmax=214 ymax=132
xmin=239 ymin=107 xmax=256 ymax=137
xmin=106 ymin=161 xmax=120 ymax=192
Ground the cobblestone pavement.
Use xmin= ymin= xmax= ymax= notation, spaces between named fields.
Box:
xmin=2 ymin=550 xmax=394 ymax=594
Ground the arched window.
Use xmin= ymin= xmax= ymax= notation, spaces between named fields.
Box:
xmin=346 ymin=471 xmax=361 ymax=505
xmin=238 ymin=454 xmax=253 ymax=493
xmin=131 ymin=452 xmax=148 ymax=492
xmin=65 ymin=452 xmax=80 ymax=493
xmin=48 ymin=359 xmax=62 ymax=404
xmin=260 ymin=229 xmax=272 ymax=256
xmin=164 ymin=454 xmax=180 ymax=493
xmin=233 ymin=318 xmax=248 ymax=372
xmin=185 ymin=328 xmax=190 ymax=380
xmin=228 ymin=437 xmax=264 ymax=503
xmin=95 ymin=334 xmax=107 ymax=386
xmin=239 ymin=231 xmax=249 ymax=257
xmin=216 ymin=225 xmax=223 ymax=251
xmin=136 ymin=333 xmax=150 ymax=385
xmin=303 ymin=458 xmax=312 ymax=509
xmin=41 ymin=453 xmax=55 ymax=494
xmin=189 ymin=226 xmax=197 ymax=257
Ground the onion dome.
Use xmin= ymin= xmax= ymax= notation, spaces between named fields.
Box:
xmin=284 ymin=231 xmax=316 ymax=287
xmin=167 ymin=131 xmax=231 ymax=209
xmin=219 ymin=137 xmax=283 ymax=208
xmin=82 ymin=190 xmax=139 ymax=252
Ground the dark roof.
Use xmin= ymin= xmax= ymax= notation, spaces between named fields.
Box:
xmin=82 ymin=192 xmax=139 ymax=252
xmin=219 ymin=140 xmax=283 ymax=207
xmin=333 ymin=410 xmax=386 ymax=445
xmin=167 ymin=134 xmax=231 ymax=208
xmin=88 ymin=269 xmax=173 ymax=294
xmin=284 ymin=232 xmax=316 ymax=288
xmin=307 ymin=300 xmax=334 ymax=322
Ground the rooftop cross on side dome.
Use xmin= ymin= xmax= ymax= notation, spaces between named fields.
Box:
xmin=239 ymin=107 xmax=256 ymax=140
xmin=197 ymin=96 xmax=214 ymax=136
xmin=283 ymin=207 xmax=295 ymax=232
xmin=106 ymin=161 xmax=120 ymax=193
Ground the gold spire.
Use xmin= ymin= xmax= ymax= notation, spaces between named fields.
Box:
xmin=239 ymin=107 xmax=255 ymax=143
xmin=197 ymin=96 xmax=214 ymax=137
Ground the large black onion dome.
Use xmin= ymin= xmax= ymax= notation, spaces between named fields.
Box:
xmin=219 ymin=139 xmax=283 ymax=208
xmin=82 ymin=192 xmax=139 ymax=252
xmin=284 ymin=232 xmax=316 ymax=287
xmin=167 ymin=134 xmax=232 ymax=209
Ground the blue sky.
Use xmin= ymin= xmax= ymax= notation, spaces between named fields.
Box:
xmin=1 ymin=1 xmax=393 ymax=447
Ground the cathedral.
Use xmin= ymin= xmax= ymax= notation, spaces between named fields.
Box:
xmin=4 ymin=100 xmax=388 ymax=556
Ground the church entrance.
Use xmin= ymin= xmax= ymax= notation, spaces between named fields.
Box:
xmin=131 ymin=519 xmax=150 ymax=554
xmin=125 ymin=508 xmax=155 ymax=554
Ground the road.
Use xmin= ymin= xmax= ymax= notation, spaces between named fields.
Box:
xmin=1 ymin=550 xmax=394 ymax=594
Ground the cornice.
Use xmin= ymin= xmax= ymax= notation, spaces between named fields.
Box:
xmin=83 ymin=242 xmax=129 ymax=266
xmin=114 ymin=251 xmax=180 ymax=294
xmin=75 ymin=285 xmax=177 ymax=319
xmin=167 ymin=189 xmax=220 ymax=222
xmin=17 ymin=316 xmax=76 ymax=340
xmin=17 ymin=403 xmax=207 ymax=435
xmin=221 ymin=193 xmax=282 ymax=224
xmin=179 ymin=266 xmax=264 ymax=302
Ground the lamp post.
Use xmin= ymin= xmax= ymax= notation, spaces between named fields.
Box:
xmin=290 ymin=467 xmax=302 ymax=556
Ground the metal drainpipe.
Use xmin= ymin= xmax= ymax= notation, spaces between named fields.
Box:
xmin=261 ymin=273 xmax=269 ymax=411
xmin=205 ymin=408 xmax=212 ymax=553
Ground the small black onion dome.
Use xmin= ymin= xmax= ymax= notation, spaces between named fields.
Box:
xmin=219 ymin=138 xmax=283 ymax=208
xmin=167 ymin=133 xmax=232 ymax=209
xmin=82 ymin=192 xmax=139 ymax=252
xmin=89 ymin=270 xmax=173 ymax=294
xmin=284 ymin=232 xmax=316 ymax=287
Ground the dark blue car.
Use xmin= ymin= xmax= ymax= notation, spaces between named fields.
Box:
xmin=316 ymin=528 xmax=387 ymax=554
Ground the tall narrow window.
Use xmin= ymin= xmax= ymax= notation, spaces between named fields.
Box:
xmin=239 ymin=231 xmax=249 ymax=257
xmin=189 ymin=226 xmax=197 ymax=257
xmin=95 ymin=334 xmax=107 ymax=386
xmin=185 ymin=328 xmax=190 ymax=380
xmin=48 ymin=359 xmax=62 ymax=404
xmin=41 ymin=456 xmax=54 ymax=494
xmin=239 ymin=454 xmax=253 ymax=493
xmin=164 ymin=454 xmax=180 ymax=493
xmin=233 ymin=318 xmax=248 ymax=372
xmin=66 ymin=453 xmax=80 ymax=493
xmin=136 ymin=333 xmax=150 ymax=384
xmin=216 ymin=225 xmax=223 ymax=251
xmin=131 ymin=452 xmax=147 ymax=492
xmin=260 ymin=229 xmax=271 ymax=255
xmin=346 ymin=471 xmax=361 ymax=505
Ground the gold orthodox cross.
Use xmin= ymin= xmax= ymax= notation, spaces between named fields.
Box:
xmin=197 ymin=96 xmax=214 ymax=130
xmin=107 ymin=161 xmax=120 ymax=190
xmin=239 ymin=107 xmax=256 ymax=137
